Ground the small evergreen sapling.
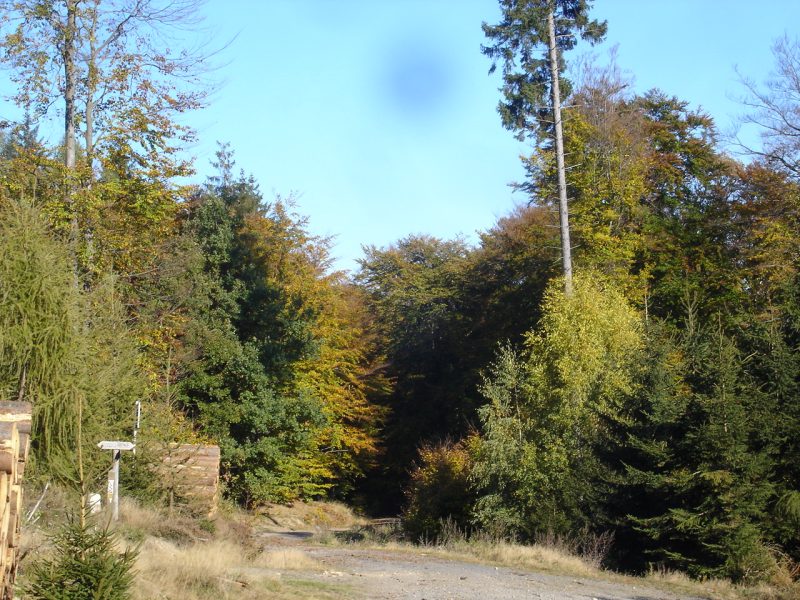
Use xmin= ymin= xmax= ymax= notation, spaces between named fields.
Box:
xmin=23 ymin=517 xmax=137 ymax=600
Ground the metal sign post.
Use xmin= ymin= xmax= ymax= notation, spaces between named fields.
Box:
xmin=97 ymin=441 xmax=135 ymax=521
xmin=133 ymin=401 xmax=141 ymax=456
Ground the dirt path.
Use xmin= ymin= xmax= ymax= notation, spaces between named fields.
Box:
xmin=255 ymin=531 xmax=700 ymax=600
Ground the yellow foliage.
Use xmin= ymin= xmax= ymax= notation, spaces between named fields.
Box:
xmin=526 ymin=271 xmax=644 ymax=419
xmin=296 ymin=279 xmax=387 ymax=487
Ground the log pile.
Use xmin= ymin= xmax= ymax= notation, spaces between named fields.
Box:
xmin=161 ymin=444 xmax=220 ymax=516
xmin=0 ymin=402 xmax=31 ymax=600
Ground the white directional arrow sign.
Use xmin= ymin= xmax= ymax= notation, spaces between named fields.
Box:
xmin=97 ymin=441 xmax=135 ymax=451
xmin=97 ymin=440 xmax=135 ymax=521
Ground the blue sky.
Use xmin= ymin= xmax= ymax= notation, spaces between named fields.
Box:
xmin=188 ymin=0 xmax=800 ymax=272
xmin=192 ymin=0 xmax=527 ymax=271
xmin=4 ymin=1 xmax=799 ymax=271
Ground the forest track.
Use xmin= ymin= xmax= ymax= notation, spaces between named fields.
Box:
xmin=254 ymin=528 xmax=701 ymax=600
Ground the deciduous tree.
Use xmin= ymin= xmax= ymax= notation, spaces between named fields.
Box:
xmin=738 ymin=36 xmax=800 ymax=181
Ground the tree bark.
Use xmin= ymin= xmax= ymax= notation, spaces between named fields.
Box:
xmin=84 ymin=2 xmax=97 ymax=173
xmin=547 ymin=7 xmax=573 ymax=295
xmin=83 ymin=7 xmax=98 ymax=275
xmin=64 ymin=0 xmax=77 ymax=172
xmin=64 ymin=0 xmax=79 ymax=278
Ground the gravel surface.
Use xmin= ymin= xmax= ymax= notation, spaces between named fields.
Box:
xmin=256 ymin=531 xmax=700 ymax=600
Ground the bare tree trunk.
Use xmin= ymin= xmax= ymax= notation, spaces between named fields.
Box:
xmin=84 ymin=1 xmax=97 ymax=174
xmin=64 ymin=1 xmax=77 ymax=172
xmin=83 ymin=8 xmax=98 ymax=275
xmin=84 ymin=78 xmax=94 ymax=174
xmin=547 ymin=7 xmax=573 ymax=296
xmin=64 ymin=0 xmax=79 ymax=279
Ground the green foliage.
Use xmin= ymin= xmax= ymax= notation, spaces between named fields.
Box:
xmin=470 ymin=345 xmax=538 ymax=536
xmin=181 ymin=335 xmax=329 ymax=505
xmin=472 ymin=273 xmax=642 ymax=538
xmin=526 ymin=271 xmax=643 ymax=415
xmin=3 ymin=6 xmax=800 ymax=585
xmin=777 ymin=491 xmax=800 ymax=525
xmin=357 ymin=210 xmax=574 ymax=513
xmin=607 ymin=318 xmax=778 ymax=581
xmin=0 ymin=200 xmax=142 ymax=489
xmin=356 ymin=235 xmax=475 ymax=509
xmin=0 ymin=200 xmax=76 ymax=407
xmin=172 ymin=149 xmax=377 ymax=504
xmin=23 ymin=518 xmax=138 ymax=600
xmin=483 ymin=0 xmax=607 ymax=143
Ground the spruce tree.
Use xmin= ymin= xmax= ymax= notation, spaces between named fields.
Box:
xmin=483 ymin=0 xmax=606 ymax=292
xmin=613 ymin=317 xmax=777 ymax=581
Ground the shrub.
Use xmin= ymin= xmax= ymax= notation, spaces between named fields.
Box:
xmin=402 ymin=436 xmax=478 ymax=542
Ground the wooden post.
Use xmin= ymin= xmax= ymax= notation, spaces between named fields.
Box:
xmin=106 ymin=462 xmax=114 ymax=508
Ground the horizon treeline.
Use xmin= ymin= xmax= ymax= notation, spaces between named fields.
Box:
xmin=1 ymin=0 xmax=799 ymax=586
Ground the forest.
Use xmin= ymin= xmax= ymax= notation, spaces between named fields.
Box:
xmin=0 ymin=0 xmax=799 ymax=592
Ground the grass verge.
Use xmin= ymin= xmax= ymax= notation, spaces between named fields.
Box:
xmin=116 ymin=498 xmax=351 ymax=600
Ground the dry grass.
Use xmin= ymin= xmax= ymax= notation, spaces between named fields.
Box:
xmin=644 ymin=568 xmax=800 ymax=600
xmin=446 ymin=540 xmax=601 ymax=578
xmin=117 ymin=497 xmax=213 ymax=544
xmin=315 ymin=520 xmax=800 ymax=600
xmin=134 ymin=538 xmax=245 ymax=597
xmin=644 ymin=569 xmax=744 ymax=600
xmin=252 ymin=549 xmax=320 ymax=570
xmin=426 ymin=541 xmax=800 ymax=600
xmin=113 ymin=497 xmax=349 ymax=600
xmin=20 ymin=494 xmax=800 ymax=600
xmin=132 ymin=537 xmax=348 ymax=600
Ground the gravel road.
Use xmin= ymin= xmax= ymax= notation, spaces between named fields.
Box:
xmin=256 ymin=531 xmax=700 ymax=600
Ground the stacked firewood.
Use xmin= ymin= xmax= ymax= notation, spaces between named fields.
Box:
xmin=161 ymin=444 xmax=220 ymax=517
xmin=0 ymin=402 xmax=31 ymax=600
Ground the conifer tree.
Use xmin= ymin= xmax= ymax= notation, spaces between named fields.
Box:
xmin=483 ymin=0 xmax=606 ymax=293
xmin=612 ymin=317 xmax=777 ymax=581
xmin=472 ymin=273 xmax=642 ymax=537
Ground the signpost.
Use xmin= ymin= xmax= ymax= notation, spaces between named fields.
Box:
xmin=97 ymin=440 xmax=135 ymax=521
xmin=133 ymin=400 xmax=141 ymax=455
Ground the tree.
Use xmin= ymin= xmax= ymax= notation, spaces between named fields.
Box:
xmin=0 ymin=199 xmax=143 ymax=520
xmin=466 ymin=204 xmax=559 ymax=350
xmin=163 ymin=147 xmax=385 ymax=505
xmin=472 ymin=272 xmax=642 ymax=537
xmin=0 ymin=0 xmax=212 ymax=272
xmin=24 ymin=518 xmax=137 ymax=600
xmin=529 ymin=58 xmax=650 ymax=302
xmin=738 ymin=36 xmax=800 ymax=181
xmin=294 ymin=280 xmax=388 ymax=498
xmin=608 ymin=317 xmax=778 ymax=581
xmin=175 ymin=169 xmax=332 ymax=505
xmin=356 ymin=235 xmax=473 ymax=511
xmin=482 ymin=0 xmax=606 ymax=293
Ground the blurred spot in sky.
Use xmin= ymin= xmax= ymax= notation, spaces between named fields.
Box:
xmin=378 ymin=37 xmax=454 ymax=122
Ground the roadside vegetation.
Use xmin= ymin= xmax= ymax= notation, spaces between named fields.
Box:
xmin=15 ymin=491 xmax=800 ymax=599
